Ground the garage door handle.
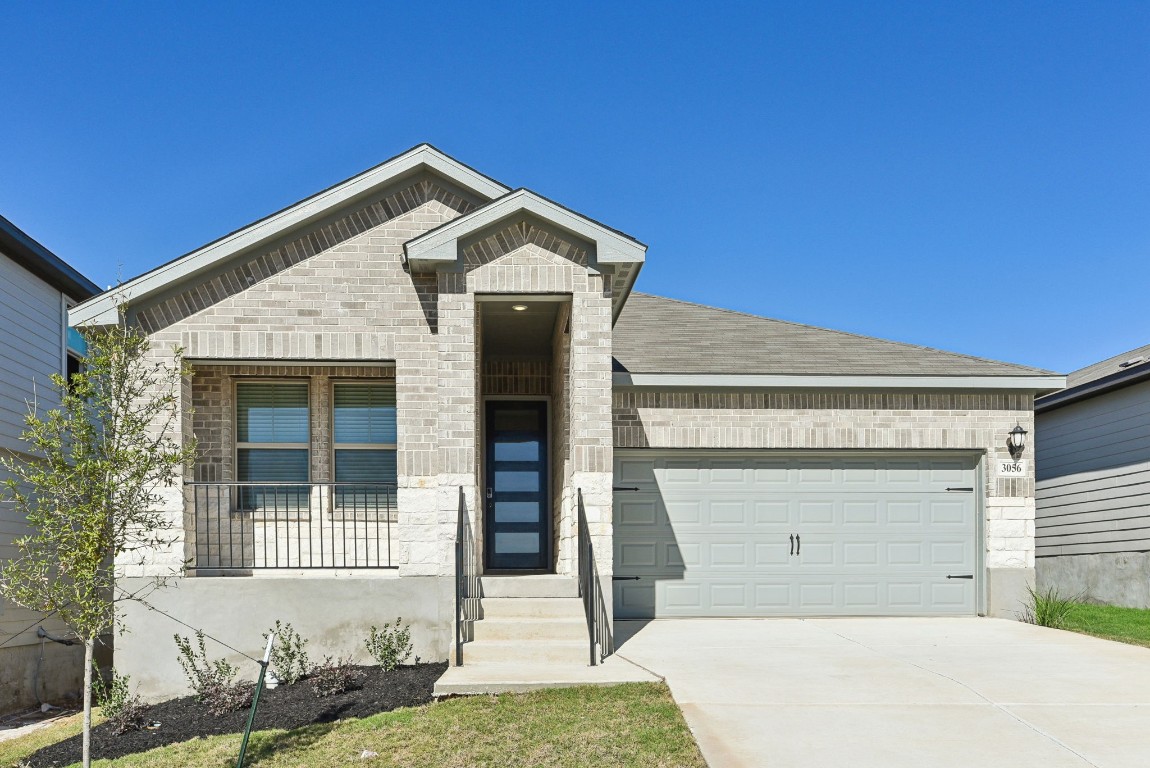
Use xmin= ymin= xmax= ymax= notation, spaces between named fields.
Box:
xmin=947 ymin=574 xmax=974 ymax=579
xmin=612 ymin=576 xmax=641 ymax=581
xmin=789 ymin=534 xmax=794 ymax=556
xmin=945 ymin=487 xmax=974 ymax=492
xmin=613 ymin=486 xmax=641 ymax=492
xmin=795 ymin=534 xmax=800 ymax=555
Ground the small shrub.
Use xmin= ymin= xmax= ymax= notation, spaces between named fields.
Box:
xmin=263 ymin=620 xmax=311 ymax=685
xmin=174 ymin=631 xmax=255 ymax=716
xmin=93 ymin=668 xmax=148 ymax=735
xmin=309 ymin=656 xmax=365 ymax=697
xmin=366 ymin=619 xmax=413 ymax=671
xmin=1020 ymin=585 xmax=1081 ymax=629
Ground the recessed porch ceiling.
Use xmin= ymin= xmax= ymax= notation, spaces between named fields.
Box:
xmin=481 ymin=300 xmax=562 ymax=358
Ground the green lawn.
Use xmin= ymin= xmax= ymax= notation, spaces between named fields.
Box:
xmin=1061 ymin=602 xmax=1150 ymax=648
xmin=1 ymin=683 xmax=705 ymax=768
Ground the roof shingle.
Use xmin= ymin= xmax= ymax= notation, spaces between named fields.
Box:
xmin=612 ymin=293 xmax=1054 ymax=377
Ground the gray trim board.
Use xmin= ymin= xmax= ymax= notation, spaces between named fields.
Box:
xmin=613 ymin=372 xmax=1065 ymax=391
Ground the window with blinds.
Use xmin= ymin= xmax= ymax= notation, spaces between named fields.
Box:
xmin=333 ymin=383 xmax=397 ymax=509
xmin=236 ymin=382 xmax=309 ymax=510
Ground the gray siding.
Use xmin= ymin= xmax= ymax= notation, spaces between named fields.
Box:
xmin=1036 ymin=381 xmax=1150 ymax=480
xmin=1035 ymin=383 xmax=1150 ymax=558
xmin=0 ymin=250 xmax=65 ymax=455
xmin=0 ymin=252 xmax=72 ymax=658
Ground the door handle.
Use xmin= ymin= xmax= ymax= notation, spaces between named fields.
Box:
xmin=796 ymin=534 xmax=800 ymax=555
xmin=946 ymin=574 xmax=974 ymax=579
xmin=612 ymin=576 xmax=641 ymax=581
xmin=789 ymin=534 xmax=794 ymax=556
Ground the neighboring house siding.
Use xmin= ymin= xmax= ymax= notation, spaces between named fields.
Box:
xmin=1036 ymin=381 xmax=1150 ymax=481
xmin=0 ymin=251 xmax=85 ymax=711
xmin=1035 ymin=381 xmax=1150 ymax=607
xmin=1036 ymin=381 xmax=1150 ymax=557
xmin=0 ymin=252 xmax=64 ymax=453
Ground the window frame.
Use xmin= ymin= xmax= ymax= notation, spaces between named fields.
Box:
xmin=233 ymin=377 xmax=312 ymax=484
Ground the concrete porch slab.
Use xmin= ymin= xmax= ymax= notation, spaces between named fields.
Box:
xmin=432 ymin=655 xmax=660 ymax=696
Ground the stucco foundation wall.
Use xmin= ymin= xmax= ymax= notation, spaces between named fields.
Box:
xmin=0 ymin=641 xmax=85 ymax=713
xmin=115 ymin=575 xmax=452 ymax=700
xmin=1037 ymin=553 xmax=1150 ymax=609
xmin=613 ymin=389 xmax=1037 ymax=617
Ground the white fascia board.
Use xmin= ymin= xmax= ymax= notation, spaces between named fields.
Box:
xmin=613 ymin=372 xmax=1068 ymax=392
xmin=404 ymin=189 xmax=647 ymax=268
xmin=70 ymin=145 xmax=510 ymax=326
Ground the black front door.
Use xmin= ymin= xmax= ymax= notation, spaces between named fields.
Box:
xmin=485 ymin=401 xmax=549 ymax=570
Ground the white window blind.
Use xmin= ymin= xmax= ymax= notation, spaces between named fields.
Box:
xmin=236 ymin=382 xmax=309 ymax=482
xmin=333 ymin=383 xmax=397 ymax=486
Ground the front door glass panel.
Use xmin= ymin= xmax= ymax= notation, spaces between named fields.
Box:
xmin=486 ymin=401 xmax=548 ymax=570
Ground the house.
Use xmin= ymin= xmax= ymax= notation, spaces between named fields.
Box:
xmin=0 ymin=214 xmax=100 ymax=711
xmin=1036 ymin=345 xmax=1150 ymax=607
xmin=68 ymin=145 xmax=1065 ymax=698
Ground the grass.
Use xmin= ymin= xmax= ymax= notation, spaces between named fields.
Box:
xmin=0 ymin=711 xmax=90 ymax=767
xmin=1060 ymin=602 xmax=1150 ymax=649
xmin=0 ymin=683 xmax=705 ymax=768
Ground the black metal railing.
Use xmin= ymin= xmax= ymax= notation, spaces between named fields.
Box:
xmin=189 ymin=482 xmax=396 ymax=570
xmin=577 ymin=488 xmax=614 ymax=665
xmin=455 ymin=486 xmax=481 ymax=666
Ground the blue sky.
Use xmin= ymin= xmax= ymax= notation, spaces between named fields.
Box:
xmin=2 ymin=2 xmax=1146 ymax=373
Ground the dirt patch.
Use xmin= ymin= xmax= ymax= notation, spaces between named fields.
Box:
xmin=27 ymin=662 xmax=446 ymax=767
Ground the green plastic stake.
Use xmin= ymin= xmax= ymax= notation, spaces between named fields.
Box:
xmin=236 ymin=632 xmax=275 ymax=768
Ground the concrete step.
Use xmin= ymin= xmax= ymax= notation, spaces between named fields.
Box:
xmin=479 ymin=596 xmax=585 ymax=620
xmin=433 ymin=658 xmax=660 ymax=697
xmin=481 ymin=575 xmax=579 ymax=598
xmin=462 ymin=640 xmax=590 ymax=665
xmin=472 ymin=617 xmax=588 ymax=642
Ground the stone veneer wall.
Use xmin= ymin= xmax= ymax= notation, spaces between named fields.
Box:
xmin=613 ymin=390 xmax=1037 ymax=576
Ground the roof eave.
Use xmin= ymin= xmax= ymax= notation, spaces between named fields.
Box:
xmin=613 ymin=372 xmax=1067 ymax=391
xmin=70 ymin=145 xmax=511 ymax=327
xmin=1036 ymin=365 xmax=1150 ymax=413
xmin=404 ymin=188 xmax=647 ymax=269
xmin=0 ymin=215 xmax=100 ymax=300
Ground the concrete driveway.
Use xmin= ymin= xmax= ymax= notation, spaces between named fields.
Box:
xmin=614 ymin=618 xmax=1150 ymax=768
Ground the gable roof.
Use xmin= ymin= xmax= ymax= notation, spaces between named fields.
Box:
xmin=1037 ymin=342 xmax=1150 ymax=412
xmin=71 ymin=144 xmax=510 ymax=326
xmin=0 ymin=214 xmax=100 ymax=300
xmin=405 ymin=188 xmax=646 ymax=318
xmin=613 ymin=293 xmax=1063 ymax=389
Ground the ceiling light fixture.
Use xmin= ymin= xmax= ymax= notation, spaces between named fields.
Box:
xmin=511 ymin=304 xmax=528 ymax=311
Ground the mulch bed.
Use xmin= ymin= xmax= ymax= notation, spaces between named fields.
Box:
xmin=28 ymin=662 xmax=446 ymax=767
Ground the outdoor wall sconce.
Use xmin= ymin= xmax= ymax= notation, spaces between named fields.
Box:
xmin=1007 ymin=425 xmax=1028 ymax=460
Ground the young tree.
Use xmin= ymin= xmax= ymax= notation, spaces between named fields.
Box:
xmin=0 ymin=308 xmax=195 ymax=768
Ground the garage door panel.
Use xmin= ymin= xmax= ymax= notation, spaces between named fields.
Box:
xmin=843 ymin=582 xmax=880 ymax=608
xmin=710 ymin=500 xmax=750 ymax=525
xmin=755 ymin=500 xmax=790 ymax=525
xmin=929 ymin=500 xmax=967 ymax=526
xmin=613 ymin=453 xmax=977 ymax=618
xmin=798 ymin=500 xmax=835 ymax=525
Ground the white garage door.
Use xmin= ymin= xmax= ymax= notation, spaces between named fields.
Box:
xmin=613 ymin=453 xmax=979 ymax=618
